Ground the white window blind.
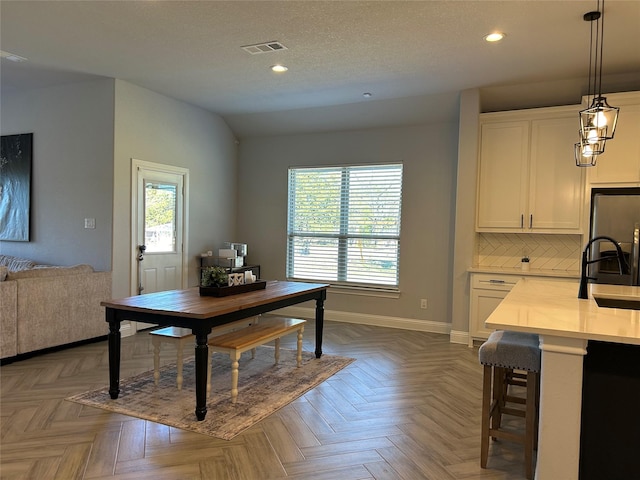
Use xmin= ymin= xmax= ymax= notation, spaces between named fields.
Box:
xmin=287 ymin=164 xmax=403 ymax=288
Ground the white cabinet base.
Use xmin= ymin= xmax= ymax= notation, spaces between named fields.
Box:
xmin=535 ymin=335 xmax=587 ymax=480
xmin=469 ymin=273 xmax=519 ymax=346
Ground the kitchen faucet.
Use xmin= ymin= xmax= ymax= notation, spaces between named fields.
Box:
xmin=578 ymin=236 xmax=629 ymax=299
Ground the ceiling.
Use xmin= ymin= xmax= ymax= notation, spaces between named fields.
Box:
xmin=1 ymin=1 xmax=640 ymax=138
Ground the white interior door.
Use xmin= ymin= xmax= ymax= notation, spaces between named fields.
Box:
xmin=131 ymin=159 xmax=189 ymax=331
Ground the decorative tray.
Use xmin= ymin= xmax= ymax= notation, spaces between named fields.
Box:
xmin=199 ymin=280 xmax=266 ymax=297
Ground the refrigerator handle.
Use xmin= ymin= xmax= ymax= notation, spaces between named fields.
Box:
xmin=632 ymin=224 xmax=639 ymax=286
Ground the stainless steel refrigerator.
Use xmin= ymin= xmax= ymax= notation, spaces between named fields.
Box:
xmin=581 ymin=188 xmax=640 ymax=480
xmin=588 ymin=187 xmax=640 ymax=286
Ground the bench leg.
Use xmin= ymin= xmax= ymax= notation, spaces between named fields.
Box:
xmin=176 ymin=341 xmax=185 ymax=390
xmin=297 ymin=326 xmax=304 ymax=367
xmin=251 ymin=348 xmax=256 ymax=359
xmin=230 ymin=351 xmax=240 ymax=404
xmin=152 ymin=337 xmax=160 ymax=386
xmin=274 ymin=338 xmax=280 ymax=364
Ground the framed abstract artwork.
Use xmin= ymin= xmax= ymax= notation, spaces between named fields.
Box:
xmin=0 ymin=133 xmax=33 ymax=241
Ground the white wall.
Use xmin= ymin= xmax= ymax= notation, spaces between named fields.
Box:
xmin=0 ymin=79 xmax=114 ymax=271
xmin=237 ymin=121 xmax=458 ymax=328
xmin=450 ymin=89 xmax=480 ymax=343
xmin=111 ymin=80 xmax=238 ymax=298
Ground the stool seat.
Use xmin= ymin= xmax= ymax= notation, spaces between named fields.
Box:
xmin=479 ymin=330 xmax=540 ymax=372
xmin=479 ymin=330 xmax=541 ymax=480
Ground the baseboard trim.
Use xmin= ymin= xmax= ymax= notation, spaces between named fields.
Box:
xmin=273 ymin=306 xmax=450 ymax=335
xmin=120 ymin=321 xmax=135 ymax=338
xmin=1 ymin=335 xmax=108 ymax=365
xmin=449 ymin=329 xmax=470 ymax=345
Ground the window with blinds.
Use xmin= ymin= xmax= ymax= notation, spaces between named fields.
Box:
xmin=287 ymin=163 xmax=403 ymax=289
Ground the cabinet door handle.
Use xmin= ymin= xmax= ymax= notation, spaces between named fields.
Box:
xmin=521 ymin=214 xmax=524 ymax=228
xmin=530 ymin=214 xmax=533 ymax=229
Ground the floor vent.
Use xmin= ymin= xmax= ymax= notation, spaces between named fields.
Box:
xmin=241 ymin=41 xmax=288 ymax=55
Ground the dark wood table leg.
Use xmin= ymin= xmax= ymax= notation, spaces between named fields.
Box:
xmin=107 ymin=308 xmax=121 ymax=399
xmin=194 ymin=329 xmax=210 ymax=421
xmin=315 ymin=291 xmax=326 ymax=358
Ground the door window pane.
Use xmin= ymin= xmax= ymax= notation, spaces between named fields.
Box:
xmin=144 ymin=182 xmax=177 ymax=253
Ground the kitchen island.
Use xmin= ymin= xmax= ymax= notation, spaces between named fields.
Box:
xmin=484 ymin=278 xmax=640 ymax=480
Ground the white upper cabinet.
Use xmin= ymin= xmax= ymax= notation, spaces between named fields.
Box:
xmin=588 ymin=92 xmax=640 ymax=185
xmin=529 ymin=117 xmax=585 ymax=230
xmin=477 ymin=121 xmax=529 ymax=230
xmin=476 ymin=106 xmax=585 ymax=233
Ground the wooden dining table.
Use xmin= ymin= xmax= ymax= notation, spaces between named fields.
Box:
xmin=101 ymin=280 xmax=329 ymax=421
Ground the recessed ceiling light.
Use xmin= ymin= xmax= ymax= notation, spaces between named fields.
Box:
xmin=0 ymin=50 xmax=28 ymax=62
xmin=271 ymin=64 xmax=288 ymax=73
xmin=484 ymin=32 xmax=505 ymax=42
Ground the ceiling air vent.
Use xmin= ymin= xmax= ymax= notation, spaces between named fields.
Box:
xmin=241 ymin=41 xmax=288 ymax=55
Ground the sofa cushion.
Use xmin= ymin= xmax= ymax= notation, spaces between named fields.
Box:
xmin=0 ymin=266 xmax=7 ymax=282
xmin=0 ymin=255 xmax=36 ymax=271
xmin=6 ymin=264 xmax=94 ymax=280
xmin=0 ymin=280 xmax=18 ymax=358
xmin=16 ymin=270 xmax=111 ymax=354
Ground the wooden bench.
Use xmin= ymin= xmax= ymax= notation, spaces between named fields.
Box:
xmin=149 ymin=317 xmax=259 ymax=390
xmin=207 ymin=316 xmax=306 ymax=403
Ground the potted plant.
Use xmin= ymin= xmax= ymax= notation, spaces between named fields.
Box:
xmin=201 ymin=266 xmax=228 ymax=287
xmin=200 ymin=265 xmax=266 ymax=297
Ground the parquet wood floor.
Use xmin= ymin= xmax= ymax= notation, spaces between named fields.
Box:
xmin=1 ymin=321 xmax=530 ymax=479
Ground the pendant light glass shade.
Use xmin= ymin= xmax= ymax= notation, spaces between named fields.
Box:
xmin=579 ymin=96 xmax=619 ymax=144
xmin=575 ymin=140 xmax=601 ymax=167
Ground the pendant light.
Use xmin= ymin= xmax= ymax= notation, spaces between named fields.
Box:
xmin=574 ymin=140 xmax=600 ymax=167
xmin=575 ymin=0 xmax=619 ymax=167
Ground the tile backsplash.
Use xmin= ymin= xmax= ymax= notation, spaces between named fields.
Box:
xmin=476 ymin=233 xmax=583 ymax=273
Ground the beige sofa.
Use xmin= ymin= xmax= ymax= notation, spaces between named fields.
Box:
xmin=0 ymin=255 xmax=112 ymax=360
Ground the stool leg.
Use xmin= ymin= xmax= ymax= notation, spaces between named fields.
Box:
xmin=492 ymin=367 xmax=506 ymax=434
xmin=274 ymin=338 xmax=280 ymax=364
xmin=230 ymin=351 xmax=240 ymax=404
xmin=534 ymin=372 xmax=540 ymax=450
xmin=176 ymin=340 xmax=185 ymax=390
xmin=251 ymin=348 xmax=256 ymax=359
xmin=152 ymin=337 xmax=160 ymax=386
xmin=481 ymin=364 xmax=492 ymax=468
xmin=296 ymin=327 xmax=304 ymax=367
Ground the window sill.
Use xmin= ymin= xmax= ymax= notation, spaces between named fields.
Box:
xmin=328 ymin=284 xmax=400 ymax=299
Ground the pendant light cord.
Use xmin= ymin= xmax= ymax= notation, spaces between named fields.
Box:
xmin=597 ymin=0 xmax=605 ymax=100
xmin=587 ymin=9 xmax=594 ymax=102
xmin=585 ymin=0 xmax=605 ymax=103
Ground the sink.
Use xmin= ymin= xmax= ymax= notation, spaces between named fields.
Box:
xmin=593 ymin=295 xmax=640 ymax=311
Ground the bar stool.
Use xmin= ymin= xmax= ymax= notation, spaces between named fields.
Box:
xmin=478 ymin=330 xmax=541 ymax=480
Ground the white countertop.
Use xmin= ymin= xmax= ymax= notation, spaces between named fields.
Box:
xmin=485 ymin=278 xmax=640 ymax=345
xmin=468 ymin=266 xmax=580 ymax=279
xmin=590 ymin=283 xmax=640 ymax=302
